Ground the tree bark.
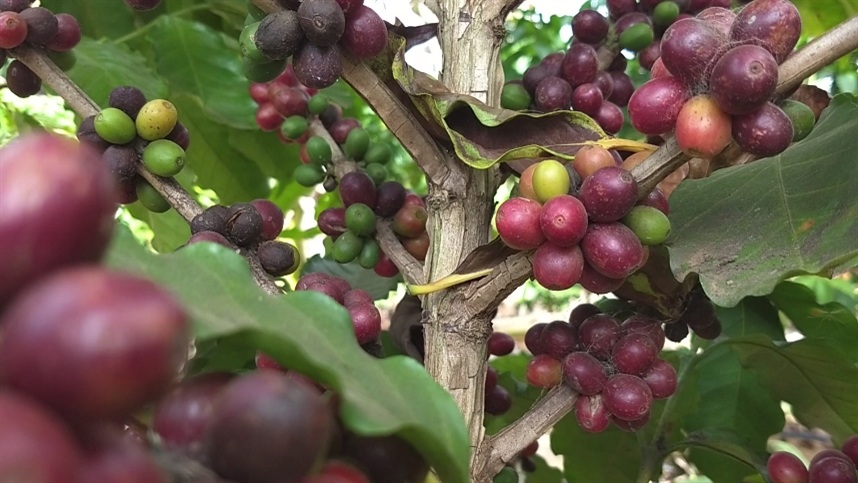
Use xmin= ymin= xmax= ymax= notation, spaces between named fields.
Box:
xmin=424 ymin=1 xmax=515 ymax=478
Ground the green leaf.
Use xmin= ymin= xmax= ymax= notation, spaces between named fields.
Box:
xmin=41 ymin=1 xmax=137 ymax=40
xmin=171 ymin=94 xmax=269 ymax=204
xmin=768 ymin=281 xmax=858 ymax=363
xmin=228 ymin=129 xmax=300 ymax=184
xmin=551 ymin=415 xmax=641 ymax=483
xmin=668 ymin=93 xmax=858 ymax=307
xmin=679 ymin=344 xmax=785 ymax=451
xmin=792 ymin=0 xmax=857 ymax=37
xmin=65 ymin=38 xmax=169 ymax=107
xmin=716 ymin=297 xmax=785 ymax=342
xmin=302 ymin=255 xmax=401 ymax=300
xmin=680 ymin=430 xmax=767 ymax=483
xmin=104 ymin=224 xmax=469 ymax=483
xmin=147 ymin=16 xmax=257 ymax=130
xmin=728 ymin=335 xmax=858 ymax=441
xmin=126 ymin=203 xmax=191 ymax=253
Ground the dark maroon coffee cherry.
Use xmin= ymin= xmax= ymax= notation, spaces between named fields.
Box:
xmin=205 ymin=371 xmax=334 ymax=483
xmin=611 ymin=411 xmax=651 ymax=432
xmin=347 ymin=302 xmax=382 ymax=344
xmin=187 ymin=231 xmax=231 ymax=248
xmin=732 ymin=102 xmax=794 ymax=157
xmin=108 ymin=86 xmax=147 ymax=119
xmin=6 ymin=60 xmax=42 ymax=97
xmin=621 ymin=315 xmax=665 ymax=351
xmin=45 ymin=13 xmax=81 ymax=51
xmin=572 ymin=9 xmax=609 ymax=44
xmin=525 ymin=323 xmax=548 ymax=355
xmin=807 ymin=456 xmax=856 ymax=483
xmin=607 ymin=71 xmax=634 ymax=107
xmin=561 ymin=43 xmax=598 ymax=88
xmin=695 ymin=6 xmax=736 ymax=39
xmin=318 ymin=207 xmax=348 ymax=238
xmin=225 ymin=203 xmax=263 ymax=247
xmin=0 ymin=0 xmax=30 ymax=13
xmin=594 ymin=101 xmax=624 ymax=135
xmin=534 ymin=76 xmax=573 ymax=111
xmin=532 ymin=243 xmax=584 ymax=291
xmin=191 ymin=205 xmax=228 ymax=235
xmin=602 ymin=373 xmax=653 ymax=421
xmin=639 ymin=188 xmax=670 ymax=215
xmin=256 ymin=10 xmax=305 ymax=60
xmin=579 ymin=166 xmax=638 ymax=223
xmin=102 ymin=145 xmax=139 ymax=183
xmin=257 ymin=240 xmax=299 ymax=276
xmin=342 ymin=435 xmax=428 ymax=483
xmin=250 ymin=199 xmax=285 ymax=241
xmin=607 ymin=0 xmax=637 ymax=19
xmin=562 ymin=351 xmax=608 ymax=395
xmin=292 ymin=42 xmax=343 ymax=89
xmin=592 ymin=70 xmax=614 ymax=99
xmin=611 ymin=333 xmax=658 ymax=376
xmin=572 ymin=83 xmax=604 ymax=117
xmin=642 ymin=359 xmax=678 ymax=399
xmin=660 ymin=17 xmax=727 ymax=88
xmin=577 ymin=313 xmax=622 ymax=360
xmin=710 ymin=44 xmax=779 ymax=115
xmin=341 ymin=5 xmax=388 ymax=59
xmin=766 ymin=451 xmax=809 ymax=483
xmin=488 ymin=332 xmax=515 ymax=356
xmin=730 ymin=0 xmax=801 ymax=63
xmin=485 ymin=385 xmax=512 ymax=415
xmin=580 ymin=223 xmax=645 ymax=280
xmin=19 ymin=7 xmax=57 ymax=45
xmin=578 ymin=262 xmax=626 ymax=294
xmin=628 ymin=76 xmax=691 ymax=135
xmin=339 ymin=171 xmax=377 ymax=207
xmin=298 ymin=0 xmax=345 ymax=46
xmin=374 ymin=181 xmax=406 ymax=217
xmin=539 ymin=321 xmax=579 ymax=361
xmin=664 ymin=321 xmax=689 ymax=342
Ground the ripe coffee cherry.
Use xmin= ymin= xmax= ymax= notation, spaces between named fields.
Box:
xmin=594 ymin=101 xmax=625 ymax=135
xmin=76 ymin=427 xmax=164 ymax=483
xmin=526 ymin=354 xmax=563 ymax=388
xmin=675 ymin=95 xmax=733 ymax=159
xmin=525 ymin=323 xmax=547 ymax=355
xmin=696 ymin=7 xmax=736 ymax=39
xmin=573 ymin=145 xmax=616 ymax=180
xmin=628 ymin=77 xmax=691 ymax=135
xmin=710 ymin=45 xmax=779 ymax=116
xmin=206 ymin=371 xmax=334 ymax=483
xmin=533 ymin=243 xmax=584 ymax=290
xmin=341 ymin=5 xmax=388 ymax=59
xmin=292 ymin=42 xmax=343 ymax=89
xmin=374 ymin=181 xmax=406 ymax=217
xmin=642 ymin=359 xmax=677 ymax=399
xmin=578 ymin=262 xmax=626 ymax=294
xmin=496 ymin=197 xmax=545 ymax=250
xmin=339 ymin=171 xmax=377 ymax=207
xmin=810 ymin=449 xmax=855 ymax=469
xmin=572 ymin=9 xmax=609 ymax=44
xmin=575 ymin=393 xmax=612 ymax=433
xmin=842 ymin=435 xmax=858 ymax=466
xmin=539 ymin=195 xmax=588 ymax=246
xmin=581 ymin=222 xmax=645 ymax=279
xmin=562 ymin=351 xmax=608 ymax=395
xmin=621 ymin=315 xmax=665 ymax=351
xmin=6 ymin=60 xmax=41 ymax=98
xmin=0 ymin=391 xmax=84 ymax=483
xmin=348 ymin=303 xmax=382 ymax=344
xmin=534 ymin=76 xmax=573 ymax=111
xmin=539 ymin=321 xmax=579 ymax=360
xmin=572 ymin=83 xmax=604 ymax=117
xmin=250 ymin=199 xmax=285 ymax=241
xmin=730 ymin=0 xmax=801 ymax=63
xmin=342 ymin=435 xmax=429 ymax=483
xmin=569 ymin=304 xmax=602 ymax=329
xmin=0 ymin=11 xmax=28 ymax=49
xmin=485 ymin=385 xmax=512 ymax=415
xmin=0 ymin=268 xmax=189 ymax=421
xmin=561 ymin=43 xmax=598 ymax=88
xmin=103 ymin=144 xmax=140 ymax=183
xmin=46 ymin=13 xmax=81 ymax=51
xmin=488 ymin=332 xmax=515 ymax=356
xmin=579 ymin=166 xmax=638 ymax=222
xmin=608 ymin=72 xmax=634 ymax=107
xmin=732 ymin=102 xmax=794 ymax=157
xmin=578 ymin=314 xmax=622 ymax=360
xmin=0 ymin=134 xmax=117 ymax=306
xmin=187 ymin=231 xmax=231 ymax=247
xmin=602 ymin=374 xmax=653 ymax=421
xmin=660 ymin=18 xmax=727 ymax=88
xmin=808 ymin=456 xmax=857 ymax=483
xmin=612 ymin=411 xmax=651 ymax=432
xmin=767 ymin=451 xmax=809 ymax=483
xmin=152 ymin=373 xmax=234 ymax=455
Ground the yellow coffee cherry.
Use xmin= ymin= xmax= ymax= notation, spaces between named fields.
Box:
xmin=135 ymin=99 xmax=178 ymax=141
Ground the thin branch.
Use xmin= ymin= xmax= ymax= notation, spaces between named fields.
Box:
xmin=9 ymin=44 xmax=281 ymax=296
xmin=474 ymin=385 xmax=579 ymax=480
xmin=776 ymin=15 xmax=858 ymax=96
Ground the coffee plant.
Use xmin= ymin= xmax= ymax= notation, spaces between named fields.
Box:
xmin=1 ymin=0 xmax=856 ymax=482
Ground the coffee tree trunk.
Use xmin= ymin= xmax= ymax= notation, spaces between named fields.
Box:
xmin=422 ymin=0 xmax=516 ymax=475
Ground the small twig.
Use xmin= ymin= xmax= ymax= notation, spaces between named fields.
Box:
xmin=474 ymin=385 xmax=579 ymax=480
xmin=9 ymin=44 xmax=281 ymax=296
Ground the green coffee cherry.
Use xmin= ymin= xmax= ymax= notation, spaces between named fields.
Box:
xmin=281 ymin=116 xmax=309 ymax=140
xmin=308 ymin=94 xmax=330 ymax=115
xmin=358 ymin=238 xmax=380 ymax=269
xmin=779 ymin=99 xmax=815 ymax=142
xmin=94 ymin=107 xmax=137 ymax=145
xmin=305 ymin=136 xmax=332 ymax=165
xmin=619 ymin=23 xmax=654 ymax=52
xmin=136 ymin=99 xmax=178 ymax=141
xmin=344 ymin=127 xmax=370 ymax=160
xmin=294 ymin=164 xmax=326 ymax=186
xmin=622 ymin=205 xmax=671 ymax=245
xmin=364 ymin=143 xmax=392 ymax=164
xmin=532 ymin=159 xmax=570 ymax=203
xmin=239 ymin=22 xmax=267 ymax=64
xmin=345 ymin=203 xmax=377 ymax=237
xmin=136 ymin=180 xmax=170 ymax=213
xmin=333 ymin=230 xmax=364 ymax=263
xmin=501 ymin=83 xmax=531 ymax=111
xmin=142 ymin=139 xmax=186 ymax=177
xmin=364 ymin=163 xmax=387 ymax=186
xmin=653 ymin=1 xmax=680 ymax=26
